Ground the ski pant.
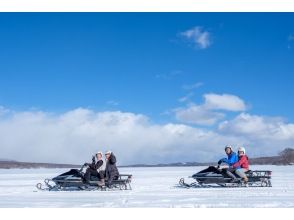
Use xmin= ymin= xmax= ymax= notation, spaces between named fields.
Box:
xmin=235 ymin=168 xmax=248 ymax=179
xmin=84 ymin=168 xmax=105 ymax=182
xmin=105 ymin=171 xmax=119 ymax=186
xmin=225 ymin=168 xmax=237 ymax=179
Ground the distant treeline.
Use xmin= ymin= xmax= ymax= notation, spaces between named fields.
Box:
xmin=0 ymin=161 xmax=80 ymax=169
xmin=121 ymin=148 xmax=294 ymax=167
xmin=0 ymin=148 xmax=293 ymax=169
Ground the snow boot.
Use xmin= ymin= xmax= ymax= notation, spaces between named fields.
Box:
xmin=242 ymin=176 xmax=249 ymax=187
xmin=243 ymin=176 xmax=248 ymax=183
xmin=97 ymin=179 xmax=105 ymax=187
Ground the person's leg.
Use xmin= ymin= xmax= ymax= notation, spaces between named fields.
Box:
xmin=235 ymin=169 xmax=248 ymax=182
xmin=91 ymin=169 xmax=99 ymax=179
xmin=107 ymin=175 xmax=114 ymax=187
xmin=107 ymin=173 xmax=119 ymax=186
xmin=107 ymin=170 xmax=116 ymax=187
xmin=99 ymin=171 xmax=105 ymax=180
xmin=84 ymin=168 xmax=98 ymax=183
xmin=226 ymin=168 xmax=237 ymax=180
xmin=105 ymin=169 xmax=109 ymax=180
xmin=97 ymin=171 xmax=105 ymax=186
xmin=114 ymin=175 xmax=119 ymax=180
xmin=84 ymin=168 xmax=91 ymax=183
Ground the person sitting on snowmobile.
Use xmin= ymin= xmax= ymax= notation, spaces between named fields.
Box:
xmin=84 ymin=151 xmax=106 ymax=185
xmin=218 ymin=145 xmax=238 ymax=167
xmin=105 ymin=151 xmax=119 ymax=187
xmin=231 ymin=147 xmax=249 ymax=183
xmin=218 ymin=145 xmax=239 ymax=181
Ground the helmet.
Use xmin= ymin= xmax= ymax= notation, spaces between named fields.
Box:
xmin=224 ymin=145 xmax=232 ymax=151
xmin=105 ymin=150 xmax=112 ymax=155
xmin=96 ymin=151 xmax=103 ymax=156
xmin=238 ymin=146 xmax=246 ymax=154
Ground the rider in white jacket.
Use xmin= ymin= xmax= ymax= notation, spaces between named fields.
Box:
xmin=84 ymin=152 xmax=106 ymax=185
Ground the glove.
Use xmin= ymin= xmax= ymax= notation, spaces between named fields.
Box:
xmin=217 ymin=160 xmax=222 ymax=165
xmin=84 ymin=163 xmax=89 ymax=166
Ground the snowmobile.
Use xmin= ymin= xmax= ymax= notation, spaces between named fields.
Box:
xmin=36 ymin=165 xmax=132 ymax=191
xmin=179 ymin=166 xmax=272 ymax=188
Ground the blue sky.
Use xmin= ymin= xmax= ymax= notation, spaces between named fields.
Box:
xmin=0 ymin=13 xmax=294 ymax=164
xmin=0 ymin=13 xmax=293 ymax=120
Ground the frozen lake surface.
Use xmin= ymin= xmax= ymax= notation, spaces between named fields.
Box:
xmin=0 ymin=165 xmax=293 ymax=207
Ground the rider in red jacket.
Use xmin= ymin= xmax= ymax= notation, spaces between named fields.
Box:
xmin=232 ymin=154 xmax=249 ymax=170
xmin=232 ymin=147 xmax=249 ymax=183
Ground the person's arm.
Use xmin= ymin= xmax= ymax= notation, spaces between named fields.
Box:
xmin=88 ymin=160 xmax=103 ymax=169
xmin=218 ymin=158 xmax=228 ymax=165
xmin=84 ymin=155 xmax=96 ymax=167
xmin=232 ymin=156 xmax=245 ymax=168
xmin=109 ymin=154 xmax=116 ymax=164
xmin=92 ymin=160 xmax=103 ymax=170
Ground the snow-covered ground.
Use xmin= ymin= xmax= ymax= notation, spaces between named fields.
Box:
xmin=0 ymin=165 xmax=293 ymax=207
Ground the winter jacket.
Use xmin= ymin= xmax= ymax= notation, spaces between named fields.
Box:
xmin=219 ymin=152 xmax=238 ymax=166
xmin=89 ymin=159 xmax=106 ymax=172
xmin=105 ymin=153 xmax=119 ymax=180
xmin=98 ymin=159 xmax=106 ymax=172
xmin=89 ymin=160 xmax=102 ymax=170
xmin=232 ymin=155 xmax=249 ymax=170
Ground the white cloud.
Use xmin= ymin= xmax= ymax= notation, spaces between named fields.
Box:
xmin=204 ymin=93 xmax=247 ymax=112
xmin=174 ymin=93 xmax=247 ymax=125
xmin=219 ymin=113 xmax=294 ymax=141
xmin=218 ymin=113 xmax=294 ymax=157
xmin=178 ymin=92 xmax=194 ymax=103
xmin=0 ymin=106 xmax=293 ymax=165
xmin=180 ymin=26 xmax=212 ymax=49
xmin=0 ymin=108 xmax=225 ymax=165
xmin=174 ymin=104 xmax=224 ymax=126
xmin=182 ymin=82 xmax=204 ymax=90
xmin=0 ymin=106 xmax=10 ymax=116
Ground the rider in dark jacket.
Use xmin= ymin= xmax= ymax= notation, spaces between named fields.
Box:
xmin=84 ymin=152 xmax=105 ymax=183
xmin=105 ymin=151 xmax=119 ymax=186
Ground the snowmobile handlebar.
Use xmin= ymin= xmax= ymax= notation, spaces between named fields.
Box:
xmin=79 ymin=164 xmax=87 ymax=172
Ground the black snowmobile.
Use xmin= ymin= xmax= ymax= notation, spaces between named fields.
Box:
xmin=179 ymin=166 xmax=272 ymax=188
xmin=36 ymin=165 xmax=132 ymax=191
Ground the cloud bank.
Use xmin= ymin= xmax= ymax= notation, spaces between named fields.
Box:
xmin=0 ymin=102 xmax=294 ymax=165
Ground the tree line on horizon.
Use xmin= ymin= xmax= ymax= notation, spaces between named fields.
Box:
xmin=0 ymin=148 xmax=294 ymax=169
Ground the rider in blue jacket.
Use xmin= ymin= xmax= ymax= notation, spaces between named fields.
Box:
xmin=218 ymin=145 xmax=239 ymax=181
xmin=218 ymin=145 xmax=238 ymax=166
